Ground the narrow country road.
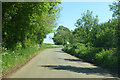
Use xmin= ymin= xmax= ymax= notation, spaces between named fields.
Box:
xmin=5 ymin=48 xmax=117 ymax=78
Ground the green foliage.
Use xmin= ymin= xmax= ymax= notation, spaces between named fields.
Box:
xmin=73 ymin=10 xmax=99 ymax=44
xmin=2 ymin=2 xmax=62 ymax=73
xmin=72 ymin=10 xmax=118 ymax=49
xmin=2 ymin=2 xmax=61 ymax=50
xmin=94 ymin=19 xmax=117 ymax=49
xmin=63 ymin=43 xmax=99 ymax=62
xmin=62 ymin=43 xmax=118 ymax=72
xmin=109 ymin=2 xmax=120 ymax=17
xmin=62 ymin=2 xmax=119 ymax=74
xmin=2 ymin=44 xmax=41 ymax=72
xmin=2 ymin=44 xmax=62 ymax=72
xmin=95 ymin=49 xmax=118 ymax=71
xmin=53 ymin=25 xmax=71 ymax=45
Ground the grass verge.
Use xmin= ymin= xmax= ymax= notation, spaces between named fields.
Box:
xmin=2 ymin=44 xmax=62 ymax=73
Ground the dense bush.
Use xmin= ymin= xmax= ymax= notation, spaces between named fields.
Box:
xmin=62 ymin=43 xmax=118 ymax=72
xmin=63 ymin=43 xmax=99 ymax=61
xmin=95 ymin=49 xmax=118 ymax=71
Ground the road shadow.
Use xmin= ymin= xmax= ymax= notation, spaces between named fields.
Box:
xmin=58 ymin=58 xmax=90 ymax=63
xmin=41 ymin=65 xmax=117 ymax=77
xmin=54 ymin=50 xmax=64 ymax=53
xmin=60 ymin=58 xmax=83 ymax=62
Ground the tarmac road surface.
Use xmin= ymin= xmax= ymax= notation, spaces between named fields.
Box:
xmin=5 ymin=48 xmax=118 ymax=78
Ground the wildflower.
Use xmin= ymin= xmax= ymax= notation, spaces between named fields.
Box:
xmin=5 ymin=48 xmax=7 ymax=51
xmin=12 ymin=51 xmax=15 ymax=54
xmin=3 ymin=52 xmax=8 ymax=56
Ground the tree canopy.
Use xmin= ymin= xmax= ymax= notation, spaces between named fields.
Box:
xmin=62 ymin=2 xmax=119 ymax=74
xmin=53 ymin=25 xmax=71 ymax=45
xmin=2 ymin=2 xmax=61 ymax=50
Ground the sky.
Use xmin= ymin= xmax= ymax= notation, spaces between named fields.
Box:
xmin=43 ymin=2 xmax=114 ymax=44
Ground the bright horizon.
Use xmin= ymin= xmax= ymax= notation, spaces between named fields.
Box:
xmin=43 ymin=2 xmax=114 ymax=44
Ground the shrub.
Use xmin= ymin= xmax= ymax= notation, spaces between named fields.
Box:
xmin=62 ymin=43 xmax=118 ymax=72
xmin=95 ymin=49 xmax=118 ymax=71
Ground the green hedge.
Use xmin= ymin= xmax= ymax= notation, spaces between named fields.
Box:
xmin=62 ymin=43 xmax=118 ymax=72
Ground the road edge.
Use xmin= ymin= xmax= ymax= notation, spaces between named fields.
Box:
xmin=2 ymin=48 xmax=60 ymax=78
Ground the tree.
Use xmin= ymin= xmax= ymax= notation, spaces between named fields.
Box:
xmin=53 ymin=25 xmax=71 ymax=45
xmin=2 ymin=2 xmax=61 ymax=49
xmin=74 ymin=10 xmax=99 ymax=44
xmin=93 ymin=19 xmax=117 ymax=49
xmin=109 ymin=1 xmax=120 ymax=75
xmin=73 ymin=9 xmax=117 ymax=49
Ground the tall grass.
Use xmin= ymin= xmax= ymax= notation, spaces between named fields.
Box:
xmin=2 ymin=44 xmax=62 ymax=72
